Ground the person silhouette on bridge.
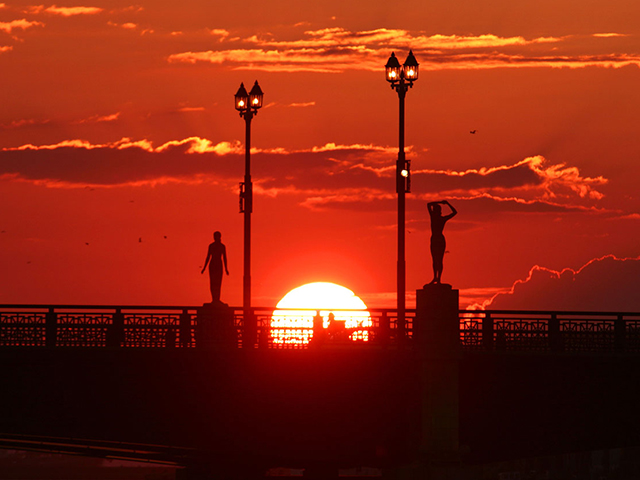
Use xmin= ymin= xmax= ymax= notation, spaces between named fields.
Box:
xmin=427 ymin=200 xmax=457 ymax=284
xmin=201 ymin=231 xmax=229 ymax=304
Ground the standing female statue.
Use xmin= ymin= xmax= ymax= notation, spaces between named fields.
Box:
xmin=201 ymin=231 xmax=229 ymax=304
xmin=427 ymin=200 xmax=457 ymax=284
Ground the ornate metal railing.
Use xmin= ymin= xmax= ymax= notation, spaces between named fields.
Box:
xmin=0 ymin=305 xmax=199 ymax=349
xmin=2 ymin=305 xmax=640 ymax=353
xmin=0 ymin=305 xmax=414 ymax=350
xmin=460 ymin=310 xmax=640 ymax=354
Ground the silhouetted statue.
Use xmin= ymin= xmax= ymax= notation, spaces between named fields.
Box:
xmin=201 ymin=231 xmax=229 ymax=304
xmin=427 ymin=200 xmax=457 ymax=285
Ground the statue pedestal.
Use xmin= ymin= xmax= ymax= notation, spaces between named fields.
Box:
xmin=414 ymin=284 xmax=461 ymax=465
xmin=196 ymin=303 xmax=236 ymax=349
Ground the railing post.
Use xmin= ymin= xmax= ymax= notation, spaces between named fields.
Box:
xmin=379 ymin=311 xmax=390 ymax=346
xmin=396 ymin=311 xmax=406 ymax=342
xmin=311 ymin=310 xmax=324 ymax=348
xmin=165 ymin=326 xmax=176 ymax=348
xmin=179 ymin=309 xmax=192 ymax=347
xmin=45 ymin=308 xmax=57 ymax=348
xmin=107 ymin=308 xmax=125 ymax=348
xmin=549 ymin=313 xmax=561 ymax=353
xmin=258 ymin=314 xmax=270 ymax=348
xmin=615 ymin=314 xmax=626 ymax=353
xmin=482 ymin=312 xmax=494 ymax=352
xmin=243 ymin=309 xmax=257 ymax=349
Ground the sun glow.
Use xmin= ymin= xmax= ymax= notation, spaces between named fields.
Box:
xmin=271 ymin=282 xmax=372 ymax=345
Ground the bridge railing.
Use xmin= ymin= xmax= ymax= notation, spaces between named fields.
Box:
xmin=460 ymin=310 xmax=640 ymax=354
xmin=3 ymin=305 xmax=640 ymax=353
xmin=0 ymin=305 xmax=415 ymax=349
xmin=0 ymin=305 xmax=199 ymax=349
xmin=244 ymin=307 xmax=415 ymax=349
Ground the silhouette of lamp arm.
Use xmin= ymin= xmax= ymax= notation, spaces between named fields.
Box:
xmin=385 ymin=50 xmax=419 ymax=335
xmin=234 ymin=80 xmax=264 ymax=347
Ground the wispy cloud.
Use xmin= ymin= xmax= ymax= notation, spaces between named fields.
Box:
xmin=592 ymin=33 xmax=627 ymax=38
xmin=1 ymin=118 xmax=50 ymax=129
xmin=0 ymin=18 xmax=44 ymax=33
xmin=288 ymin=102 xmax=316 ymax=107
xmin=168 ymin=27 xmax=640 ymax=73
xmin=0 ymin=45 xmax=12 ymax=53
xmin=42 ymin=5 xmax=103 ymax=16
xmin=207 ymin=28 xmax=229 ymax=41
xmin=412 ymin=156 xmax=607 ymax=202
xmin=73 ymin=112 xmax=121 ymax=124
xmin=177 ymin=106 xmax=206 ymax=112
xmin=107 ymin=20 xmax=152 ymax=34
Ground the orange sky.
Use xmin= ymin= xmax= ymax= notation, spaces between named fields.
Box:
xmin=1 ymin=0 xmax=639 ymax=309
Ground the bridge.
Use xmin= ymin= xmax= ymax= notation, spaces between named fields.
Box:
xmin=2 ymin=286 xmax=640 ymax=479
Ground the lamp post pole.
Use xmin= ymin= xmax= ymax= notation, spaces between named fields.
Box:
xmin=242 ymin=108 xmax=253 ymax=316
xmin=235 ymin=81 xmax=264 ymax=346
xmin=385 ymin=51 xmax=419 ymax=336
xmin=396 ymin=79 xmax=407 ymax=335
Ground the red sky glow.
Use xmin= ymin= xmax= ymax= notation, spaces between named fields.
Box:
xmin=1 ymin=0 xmax=639 ymax=310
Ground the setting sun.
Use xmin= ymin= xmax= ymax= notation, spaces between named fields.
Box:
xmin=270 ymin=282 xmax=372 ymax=345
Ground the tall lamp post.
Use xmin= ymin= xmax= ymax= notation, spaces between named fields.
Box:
xmin=234 ymin=80 xmax=264 ymax=345
xmin=385 ymin=50 xmax=418 ymax=335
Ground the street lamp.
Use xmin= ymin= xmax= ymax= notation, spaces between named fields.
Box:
xmin=235 ymin=80 xmax=263 ymax=346
xmin=385 ymin=50 xmax=418 ymax=336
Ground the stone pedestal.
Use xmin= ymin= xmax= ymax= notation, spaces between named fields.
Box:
xmin=414 ymin=284 xmax=461 ymax=465
xmin=196 ymin=303 xmax=236 ymax=349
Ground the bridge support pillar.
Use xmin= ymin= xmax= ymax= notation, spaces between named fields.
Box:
xmin=196 ymin=304 xmax=236 ymax=349
xmin=414 ymin=284 xmax=461 ymax=473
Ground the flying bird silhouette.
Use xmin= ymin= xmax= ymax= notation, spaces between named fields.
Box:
xmin=470 ymin=130 xmax=476 ymax=134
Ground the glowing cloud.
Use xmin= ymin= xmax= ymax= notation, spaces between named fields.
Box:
xmin=44 ymin=5 xmax=103 ymax=16
xmin=168 ymin=27 xmax=640 ymax=72
xmin=288 ymin=102 xmax=316 ymax=107
xmin=412 ymin=156 xmax=608 ymax=202
xmin=74 ymin=112 xmax=121 ymax=124
xmin=208 ymin=28 xmax=229 ymax=41
xmin=0 ymin=19 xmax=44 ymax=33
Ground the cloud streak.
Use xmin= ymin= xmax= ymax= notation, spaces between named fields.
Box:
xmin=26 ymin=5 xmax=103 ymax=16
xmin=0 ymin=18 xmax=44 ymax=33
xmin=73 ymin=112 xmax=121 ymax=124
xmin=167 ymin=27 xmax=640 ymax=73
xmin=0 ymin=138 xmax=613 ymax=219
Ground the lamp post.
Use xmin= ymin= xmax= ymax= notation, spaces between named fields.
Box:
xmin=234 ymin=80 xmax=264 ymax=345
xmin=385 ymin=50 xmax=418 ymax=335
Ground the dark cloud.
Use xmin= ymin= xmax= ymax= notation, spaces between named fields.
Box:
xmin=412 ymin=162 xmax=543 ymax=192
xmin=482 ymin=255 xmax=640 ymax=311
xmin=0 ymin=140 xmax=240 ymax=186
xmin=0 ymin=139 xmax=608 ymax=219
